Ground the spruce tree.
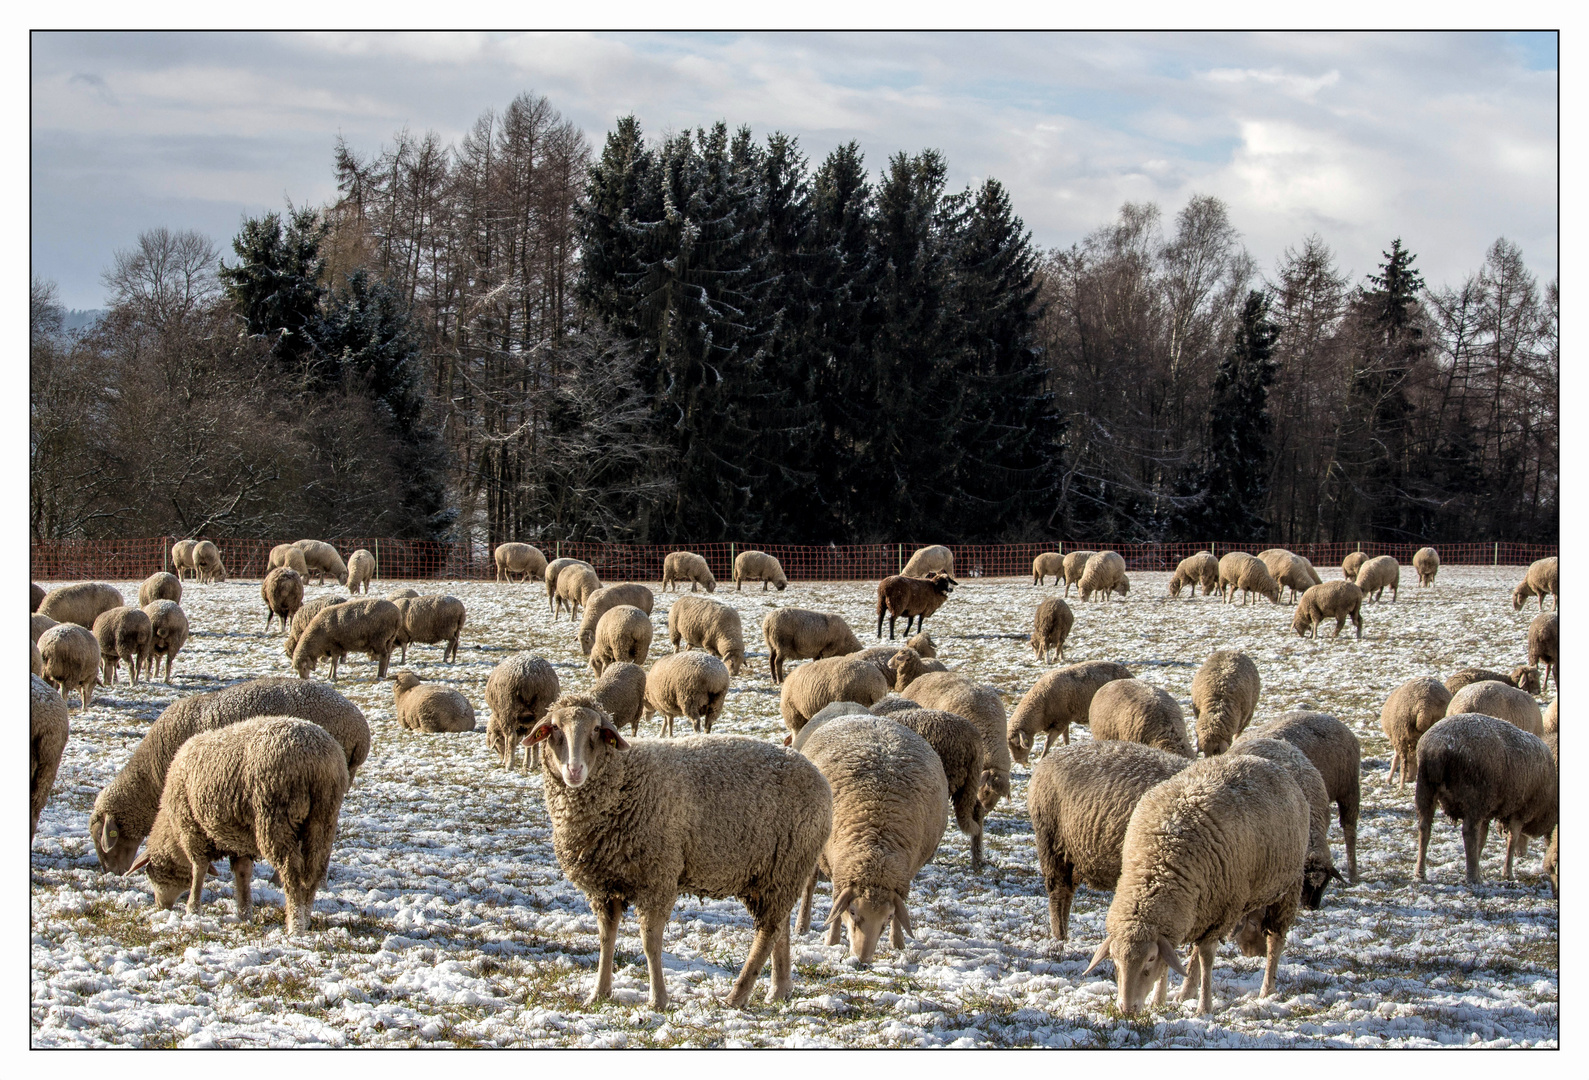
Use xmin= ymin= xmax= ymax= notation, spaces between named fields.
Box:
xmin=218 ymin=207 xmax=330 ymax=384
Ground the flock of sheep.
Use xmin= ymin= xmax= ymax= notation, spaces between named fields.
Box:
xmin=29 ymin=538 xmax=1559 ymax=1023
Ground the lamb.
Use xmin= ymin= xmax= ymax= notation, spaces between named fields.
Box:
xmin=129 ymin=716 xmax=349 ymax=933
xmin=1380 ymin=677 xmax=1453 ymax=789
xmin=1292 ymin=580 xmax=1364 ymax=639
xmin=494 ymin=542 xmax=548 ymax=583
xmin=268 ymin=542 xmax=310 ymax=576
xmin=590 ymin=661 xmax=648 ymax=736
xmin=31 ymin=581 xmax=46 ymax=611
xmin=31 ymin=613 xmax=58 ymax=643
xmin=875 ymin=571 xmax=957 ymax=639
xmin=1061 ymin=550 xmax=1097 ymax=598
xmin=138 ymin=572 xmax=181 ymax=607
xmin=88 ymin=677 xmax=370 ymax=873
xmin=779 ymin=654 xmax=890 ymax=735
xmin=346 ymin=548 xmax=376 ymax=594
xmin=576 ymin=583 xmax=656 ymax=656
xmin=590 ymin=605 xmax=653 ymax=675
xmin=1027 ymin=741 xmax=1190 ymax=941
xmin=92 ymin=605 xmax=153 ymax=685
xmin=1445 ymin=666 xmax=1542 ymax=695
xmin=1511 ymin=556 xmax=1558 ymax=611
xmin=1078 ymin=551 xmax=1130 ymax=602
xmin=1413 ymin=546 xmax=1440 ymax=586
xmin=1168 ymin=551 xmax=1220 ymax=598
xmin=484 ymin=654 xmax=561 ymax=772
xmin=1355 ymin=554 xmax=1400 ymax=602
xmin=391 ymin=670 xmax=476 ymax=732
xmin=283 ymin=595 xmax=348 ymax=660
xmin=661 ymin=550 xmax=717 ymax=593
xmin=38 ymin=623 xmax=100 ymax=709
xmin=292 ymin=597 xmax=402 ymax=681
xmin=667 ymin=594 xmax=744 ymax=674
xmin=193 ymin=540 xmax=228 ymax=583
xmin=1088 ymin=678 xmax=1194 ymax=758
xmin=734 ymin=550 xmax=788 ymax=591
xmin=554 ymin=564 xmax=603 ymax=620
xmin=1189 ymin=649 xmax=1261 ymax=756
xmin=528 ymin=695 xmax=830 ymax=1008
xmin=171 ymin=539 xmax=199 ymax=580
xmin=1342 ymin=551 xmax=1369 ymax=580
xmin=794 ymin=715 xmax=948 ymax=963
xmin=1241 ymin=711 xmax=1362 ymax=882
xmin=881 ymin=707 xmax=988 ymax=869
xmin=1032 ymin=551 xmax=1065 ymax=586
xmin=1528 ymin=611 xmax=1558 ymax=691
xmin=1007 ymin=660 xmax=1135 ymax=763
xmin=1030 ymin=596 xmax=1073 ymax=663
xmin=38 ymin=581 xmax=124 ymax=628
xmin=293 ymin=539 xmax=348 ymax=586
xmin=900 ymin=671 xmax=1011 ymax=810
xmin=261 ymin=566 xmax=305 ymax=633
xmin=391 ymin=594 xmax=466 ymax=663
xmin=906 ymin=632 xmax=937 ymax=658
xmin=143 ymin=599 xmax=189 ymax=682
xmin=1446 ymin=680 xmax=1543 ymax=737
xmin=1230 ymin=736 xmax=1341 ymax=909
xmin=1414 ymin=712 xmax=1557 ymax=885
xmin=1082 ymin=753 xmax=1310 ymax=1016
xmin=901 ymin=544 xmax=955 ymax=578
xmin=762 ymin=608 xmax=864 ymax=684
xmin=544 ymin=557 xmax=595 ymax=613
xmin=31 ymin=674 xmax=70 ymax=842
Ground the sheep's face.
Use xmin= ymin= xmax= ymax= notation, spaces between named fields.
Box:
xmin=1512 ymin=584 xmax=1529 ymax=610
xmin=530 ymin=703 xmax=628 ymax=789
xmin=830 ymin=887 xmax=907 ymax=963
xmin=1301 ymin=858 xmax=1335 ymax=910
xmin=392 ymin=671 xmax=421 ymax=698
xmin=1084 ymin=931 xmax=1184 ymax=1015
xmin=1512 ymin=666 xmax=1542 ymax=694
xmin=1291 ymin=611 xmax=1313 ymax=637
xmin=89 ymin=803 xmax=142 ymax=875
xmin=578 ymin=625 xmax=597 ymax=655
xmin=1233 ymin=916 xmax=1267 ymax=957
xmin=1200 ymin=733 xmax=1231 ymax=757
xmin=726 ymin=650 xmax=743 ymax=677
xmin=1008 ymin=728 xmax=1033 ymax=766
xmin=773 ymin=579 xmax=787 ymax=591
xmin=1168 ymin=574 xmax=1186 ymax=598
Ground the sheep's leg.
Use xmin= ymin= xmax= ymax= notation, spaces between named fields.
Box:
xmin=1260 ymin=929 xmax=1284 ymax=997
xmin=1178 ymin=950 xmax=1200 ymax=1002
xmin=587 ymin=896 xmax=622 ymax=1005
xmin=231 ymin=855 xmax=254 ymax=922
xmin=1153 ymin=969 xmax=1168 ymax=1006
xmin=1047 ymin=884 xmax=1072 ymax=940
xmin=1461 ymin=817 xmax=1485 ymax=884
xmin=1386 ymin=752 xmax=1400 ymax=785
xmin=1414 ymin=805 xmax=1433 ymax=880
xmin=1041 ymin=731 xmax=1054 ymax=757
xmin=187 ymin=858 xmax=206 ymax=916
xmin=970 ymin=823 xmax=984 ymax=870
xmin=637 ymin=899 xmax=673 ymax=1010
xmin=1196 ymin=941 xmax=1216 ymax=1015
xmin=767 ymin=921 xmax=793 ymax=1002
xmin=796 ymin=869 xmax=818 ymax=934
xmin=1341 ymin=802 xmax=1359 ymax=882
xmin=727 ymin=922 xmax=779 ymax=1009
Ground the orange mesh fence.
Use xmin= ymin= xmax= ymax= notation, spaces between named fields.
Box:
xmin=30 ymin=537 xmax=1559 ymax=584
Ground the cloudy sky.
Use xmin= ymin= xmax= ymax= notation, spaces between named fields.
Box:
xmin=31 ymin=30 xmax=1557 ymax=311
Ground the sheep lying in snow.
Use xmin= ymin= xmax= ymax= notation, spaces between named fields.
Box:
xmin=661 ymin=551 xmax=717 ymax=593
xmin=1292 ymin=580 xmax=1364 ymax=640
xmin=269 ymin=543 xmax=310 ymax=577
xmin=93 ymin=605 xmax=152 ymax=685
xmin=171 ymin=539 xmax=199 ymax=581
xmin=392 ymin=594 xmax=466 ymax=663
xmin=883 ymin=707 xmax=987 ymax=869
xmin=1528 ymin=611 xmax=1557 ymax=691
xmin=1380 ymin=677 xmax=1452 ymax=790
xmin=780 ymin=655 xmax=889 ymax=734
xmin=284 ymin=596 xmax=348 ymax=660
xmin=762 ymin=608 xmax=863 ymax=684
xmin=906 ymin=632 xmax=936 ymax=658
xmin=346 ymin=549 xmax=376 ymax=594
xmin=484 ymin=654 xmax=560 ymax=773
xmin=1030 ymin=597 xmax=1073 ymax=663
xmin=590 ymin=605 xmax=653 ymax=675
xmin=1414 ymin=712 xmax=1557 ymax=885
xmin=89 ymin=677 xmax=370 ymax=874
xmin=734 ymin=550 xmax=788 ymax=591
xmin=1243 ymin=711 xmax=1361 ymax=882
xmin=554 ymin=565 xmax=603 ymax=620
xmin=1342 ymin=551 xmax=1369 ymax=580
xmin=391 ymin=670 xmax=476 ymax=732
xmin=262 ymin=567 xmax=305 ymax=633
xmin=1032 ymin=552 xmax=1065 ymax=586
xmin=1413 ymin=546 xmax=1440 ymax=586
xmin=590 ymin=661 xmax=647 ymax=736
xmin=1028 ymin=741 xmax=1190 ymax=941
xmin=138 ymin=572 xmax=181 ymax=607
xmin=530 ymin=695 xmax=830 ymax=1008
xmin=31 ymin=674 xmax=70 ymax=842
xmin=901 ymin=671 xmax=1011 ymax=811
xmin=494 ymin=542 xmax=548 ymax=583
xmin=1190 ymin=649 xmax=1260 ymax=756
xmin=577 ymin=583 xmax=655 ymax=656
xmin=1083 ymin=753 xmax=1310 ymax=1016
xmin=1512 ymin=557 xmax=1558 ymax=612
xmin=667 ymin=594 xmax=744 ymax=674
xmin=795 ymin=715 xmax=947 ymax=963
xmin=1446 ymin=680 xmax=1543 ymax=737
xmin=193 ymin=540 xmax=228 ymax=583
xmin=1007 ymin=660 xmax=1135 ymax=763
xmin=1062 ymin=551 xmax=1096 ymax=598
xmin=544 ymin=557 xmax=595 ymax=613
xmin=293 ymin=540 xmax=347 ymax=586
xmin=31 ymin=582 xmax=46 ymax=611
xmin=1168 ymin=551 xmax=1220 ymax=598
xmin=886 ymin=646 xmax=944 ymax=691
xmin=1229 ymin=736 xmax=1340 ymax=909
xmin=901 ymin=544 xmax=955 ymax=578
xmin=1355 ymin=555 xmax=1400 ymax=602
xmin=876 ymin=572 xmax=957 ymax=639
xmin=292 ymin=597 xmax=402 ymax=681
xmin=1088 ymin=678 xmax=1194 ymax=758
xmin=130 ymin=716 xmax=349 ymax=933
xmin=647 ymin=650 xmax=732 ymax=737
xmin=39 ymin=623 xmax=100 ymax=709
xmin=1078 ymin=551 xmax=1130 ymax=602
xmin=1445 ymin=666 xmax=1541 ymax=696
xmin=39 ymin=581 xmax=124 ymax=629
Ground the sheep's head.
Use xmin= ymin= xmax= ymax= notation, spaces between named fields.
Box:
xmin=1083 ymin=927 xmax=1186 ymax=1016
xmin=127 ymin=834 xmax=215 ymax=910
xmin=89 ymin=793 xmax=143 ymax=875
xmin=1007 ymin=722 xmax=1034 ymax=766
xmin=1300 ymin=857 xmax=1345 ymax=910
xmin=1512 ymin=665 xmax=1543 ymax=694
xmin=392 ymin=670 xmax=422 ymax=699
xmin=1114 ymin=578 xmax=1131 ymax=597
xmin=1291 ymin=609 xmax=1313 ymax=637
xmin=1167 ymin=573 xmax=1186 ymax=598
xmin=527 ymin=695 xmax=628 ymax=789
xmin=1259 ymin=579 xmax=1279 ymax=603
xmin=1233 ymin=915 xmax=1267 ymax=957
xmin=1512 ymin=582 xmax=1530 ymax=610
xmin=925 ymin=573 xmax=957 ymax=595
xmin=889 ymin=647 xmax=923 ymax=691
xmin=826 ymin=885 xmax=909 ymax=963
xmin=725 ymin=649 xmax=744 ymax=677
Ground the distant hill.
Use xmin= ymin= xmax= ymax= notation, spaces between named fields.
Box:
xmin=62 ymin=309 xmax=105 ymax=332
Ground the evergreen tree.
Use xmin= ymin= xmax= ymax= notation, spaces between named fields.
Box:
xmin=217 ymin=207 xmax=330 ymax=383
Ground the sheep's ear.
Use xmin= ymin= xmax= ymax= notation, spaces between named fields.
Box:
xmin=1082 ymin=936 xmax=1112 ymax=976
xmin=892 ymin=896 xmax=914 ymax=939
xmin=127 ymin=854 xmax=150 ymax=875
xmin=783 ymin=734 xmax=793 ymax=747
xmin=824 ymin=887 xmax=855 ymax=928
xmin=100 ymin=815 xmax=119 ymax=851
xmin=1017 ymin=731 xmax=1033 ymax=750
xmin=206 ymin=863 xmax=220 ymax=879
xmin=1157 ymin=936 xmax=1187 ymax=977
xmin=598 ymin=719 xmax=630 ymax=751
xmin=524 ymin=722 xmax=557 ymax=746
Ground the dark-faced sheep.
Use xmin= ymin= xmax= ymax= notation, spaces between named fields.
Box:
xmin=667 ymin=594 xmax=744 ymax=675
xmin=1413 ymin=547 xmax=1440 ymax=586
xmin=1528 ymin=611 xmax=1558 ymax=691
xmin=39 ymin=581 xmax=124 ymax=629
xmin=734 ymin=550 xmax=788 ymax=591
xmin=138 ymin=572 xmax=182 ymax=607
xmin=93 ymin=605 xmax=152 ymax=685
xmin=31 ymin=674 xmax=70 ymax=842
xmin=262 ymin=566 xmax=305 ymax=633
xmin=1032 ymin=552 xmax=1065 ymax=586
xmin=1030 ymin=596 xmax=1074 ymax=663
xmin=494 ymin=542 xmax=548 ymax=583
xmin=1380 ymin=677 xmax=1452 ymax=790
xmin=661 ymin=551 xmax=717 ymax=593
xmin=292 ymin=597 xmax=402 ymax=681
xmin=1292 ymin=580 xmax=1364 ymax=640
xmin=1512 ymin=557 xmax=1558 ymax=612
xmin=484 ymin=653 xmax=561 ymax=773
xmin=39 ymin=623 xmax=100 ymax=710
xmin=901 ymin=544 xmax=955 ymax=578
xmin=1061 ymin=551 xmax=1096 ymax=598
xmin=1230 ymin=736 xmax=1342 ymax=909
xmin=577 ymin=584 xmax=656 ymax=656
xmin=876 ymin=572 xmax=957 ymax=640
xmin=763 ymin=608 xmax=863 ymax=684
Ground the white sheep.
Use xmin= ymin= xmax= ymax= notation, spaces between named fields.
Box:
xmin=1087 ymin=678 xmax=1194 ymax=758
xmin=31 ymin=674 xmax=70 ymax=842
xmin=661 ymin=551 xmax=717 ymax=593
xmin=1078 ymin=551 xmax=1130 ymax=602
xmin=667 ymin=594 xmax=745 ymax=675
xmin=1006 ymin=660 xmax=1134 ymax=762
xmin=391 ymin=670 xmax=476 ymax=732
xmin=733 ymin=550 xmax=788 ymax=591
xmin=589 ymin=604 xmax=653 ymax=675
xmin=1413 ymin=546 xmax=1440 ymax=587
xmin=646 ymin=650 xmax=732 ymax=737
xmin=901 ymin=544 xmax=955 ymax=578
xmin=1446 ymin=680 xmax=1543 ymax=737
xmin=1380 ymin=677 xmax=1452 ymax=789
xmin=494 ymin=542 xmax=548 ymax=583
xmin=1355 ymin=555 xmax=1400 ymax=602
xmin=1032 ymin=551 xmax=1065 ymax=586
xmin=345 ymin=548 xmax=376 ymax=594
xmin=1189 ymin=649 xmax=1260 ymax=756
xmin=39 ymin=622 xmax=100 ymax=709
xmin=779 ymin=654 xmax=890 ymax=734
xmin=762 ymin=608 xmax=864 ymax=685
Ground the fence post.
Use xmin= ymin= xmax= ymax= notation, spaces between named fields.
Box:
xmin=161 ymin=538 xmax=168 ymax=574
xmin=374 ymin=539 xmax=380 ymax=582
xmin=1356 ymin=540 xmax=1362 ymax=553
xmin=556 ymin=540 xmax=561 ymax=560
xmin=1494 ymin=542 xmax=1499 ymax=567
xmin=898 ymin=544 xmax=903 ymax=573
xmin=730 ymin=542 xmax=736 ymax=572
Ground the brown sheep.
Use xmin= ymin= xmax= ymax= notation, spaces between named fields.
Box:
xmin=876 ymin=572 xmax=957 ymax=640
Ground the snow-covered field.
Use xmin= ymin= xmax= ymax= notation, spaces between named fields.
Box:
xmin=31 ymin=566 xmax=1557 ymax=1047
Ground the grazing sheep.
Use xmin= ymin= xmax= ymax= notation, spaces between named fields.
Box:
xmin=1528 ymin=611 xmax=1558 ymax=691
xmin=1512 ymin=557 xmax=1559 ymax=612
xmin=779 ymin=655 xmax=889 ymax=734
xmin=346 ymin=549 xmax=376 ymax=594
xmin=1292 ymin=580 xmax=1364 ymax=640
xmin=391 ymin=670 xmax=476 ymax=733
xmin=544 ymin=557 xmax=595 ymax=613
xmin=1261 ymin=550 xmax=1322 ymax=602
xmin=88 ymin=678 xmax=370 ymax=873
xmin=875 ymin=572 xmax=957 ymax=639
xmin=1062 ymin=551 xmax=1097 ymax=598
xmin=138 ymin=572 xmax=182 ymax=607
xmin=576 ymin=584 xmax=656 ymax=657
xmin=31 ymin=674 xmax=70 ymax=842
xmin=1342 ymin=551 xmax=1369 ymax=580
xmin=763 ymin=608 xmax=864 ymax=684
xmin=1083 ymin=753 xmax=1310 ymax=1016
xmin=1032 ymin=552 xmax=1065 ymax=586
xmin=1380 ymin=677 xmax=1453 ymax=789
xmin=1030 ymin=597 xmax=1074 ymax=663
xmin=171 ymin=539 xmax=199 ymax=581
xmin=261 ymin=566 xmax=305 ymax=633
xmin=554 ymin=565 xmax=603 ymax=621
xmin=1414 ymin=713 xmax=1558 ymax=885
xmin=883 ymin=707 xmax=988 ymax=869
xmin=38 ymin=581 xmax=124 ymax=629
xmin=667 ymin=594 xmax=744 ymax=675
xmin=39 ymin=623 xmax=100 ymax=710
xmin=1413 ymin=546 xmax=1440 ymax=586
xmin=1242 ymin=711 xmax=1362 ymax=883
xmin=590 ymin=605 xmax=653 ymax=675
xmin=1543 ymin=697 xmax=1557 ymax=735
xmin=647 ymin=650 xmax=732 ymax=737
xmin=1088 ymin=678 xmax=1194 ymax=758
xmin=1446 ymin=681 xmax=1543 ymax=737
xmin=293 ymin=540 xmax=348 ymax=586
xmin=1217 ymin=552 xmax=1257 ymax=602
xmin=1354 ymin=555 xmax=1400 ymax=602
xmin=392 ymin=594 xmax=466 ymax=663
xmin=494 ymin=542 xmax=548 ymax=583
xmin=92 ymin=605 xmax=152 ymax=685
xmin=795 ymin=715 xmax=948 ymax=962
xmin=530 ymin=695 xmax=830 ymax=1009
xmin=900 ymin=671 xmax=1012 ymax=811
xmin=1168 ymin=551 xmax=1220 ymax=598
xmin=129 ymin=716 xmax=349 ymax=933
xmin=661 ymin=551 xmax=717 ymax=593
xmin=1219 ymin=552 xmax=1280 ymax=605
xmin=292 ymin=597 xmax=402 ymax=681
xmin=284 ymin=595 xmax=348 ymax=660
xmin=1445 ymin=667 xmax=1541 ymax=696
xmin=484 ymin=654 xmax=561 ymax=773
xmin=590 ymin=661 xmax=648 ymax=736
xmin=193 ymin=540 xmax=228 ymax=584
xmin=31 ymin=581 xmax=46 ymax=612
xmin=734 ymin=550 xmax=788 ymax=591
xmin=1007 ymin=660 xmax=1135 ymax=763
xmin=1078 ymin=551 xmax=1130 ymax=602
xmin=1230 ymin=736 xmax=1341 ymax=909
xmin=1190 ymin=649 xmax=1261 ymax=757
xmin=268 ymin=543 xmax=310 ymax=576
xmin=143 ymin=599 xmax=188 ymax=682
xmin=901 ymin=544 xmax=955 ymax=578
xmin=906 ymin=632 xmax=937 ymax=658
xmin=31 ymin=613 xmax=58 ymax=643
xmin=1028 ymin=741 xmax=1190 ymax=941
